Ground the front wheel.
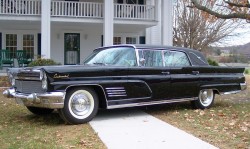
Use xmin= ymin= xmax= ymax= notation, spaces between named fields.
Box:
xmin=58 ymin=88 xmax=99 ymax=124
xmin=191 ymin=89 xmax=215 ymax=109
xmin=26 ymin=107 xmax=54 ymax=115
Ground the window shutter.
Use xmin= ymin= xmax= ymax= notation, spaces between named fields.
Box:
xmin=138 ymin=0 xmax=145 ymax=4
xmin=38 ymin=33 xmax=41 ymax=57
xmin=117 ymin=0 xmax=123 ymax=4
xmin=101 ymin=35 xmax=103 ymax=46
xmin=139 ymin=36 xmax=145 ymax=44
xmin=0 ymin=33 xmax=2 ymax=49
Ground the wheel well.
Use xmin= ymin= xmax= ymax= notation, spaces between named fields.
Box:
xmin=200 ymin=87 xmax=220 ymax=95
xmin=65 ymin=85 xmax=107 ymax=109
xmin=213 ymin=89 xmax=220 ymax=95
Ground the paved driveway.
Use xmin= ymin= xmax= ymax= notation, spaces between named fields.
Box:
xmin=90 ymin=109 xmax=218 ymax=149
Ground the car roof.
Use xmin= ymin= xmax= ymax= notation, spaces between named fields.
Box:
xmin=96 ymin=44 xmax=209 ymax=66
xmin=98 ymin=44 xmax=198 ymax=52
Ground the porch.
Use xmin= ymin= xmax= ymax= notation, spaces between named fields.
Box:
xmin=0 ymin=0 xmax=173 ymax=67
xmin=0 ymin=0 xmax=157 ymax=22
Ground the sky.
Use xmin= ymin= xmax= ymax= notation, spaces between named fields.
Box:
xmin=222 ymin=23 xmax=250 ymax=46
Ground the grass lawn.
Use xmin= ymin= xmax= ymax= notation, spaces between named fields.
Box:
xmin=0 ymin=75 xmax=249 ymax=148
xmin=0 ymin=90 xmax=106 ymax=149
xmin=145 ymin=75 xmax=250 ymax=149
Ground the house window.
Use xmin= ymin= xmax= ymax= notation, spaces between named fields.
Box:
xmin=113 ymin=37 xmax=122 ymax=45
xmin=23 ymin=34 xmax=34 ymax=59
xmin=126 ymin=37 xmax=137 ymax=44
xmin=117 ymin=0 xmax=145 ymax=4
xmin=6 ymin=34 xmax=17 ymax=58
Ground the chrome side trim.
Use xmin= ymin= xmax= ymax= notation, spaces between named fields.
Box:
xmin=201 ymin=83 xmax=239 ymax=88
xmin=221 ymin=82 xmax=246 ymax=95
xmin=223 ymin=90 xmax=241 ymax=95
xmin=107 ymin=98 xmax=196 ymax=109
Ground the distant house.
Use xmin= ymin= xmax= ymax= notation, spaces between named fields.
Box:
xmin=0 ymin=0 xmax=173 ymax=65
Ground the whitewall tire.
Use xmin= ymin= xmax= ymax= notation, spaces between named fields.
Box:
xmin=191 ymin=89 xmax=215 ymax=109
xmin=59 ymin=87 xmax=99 ymax=124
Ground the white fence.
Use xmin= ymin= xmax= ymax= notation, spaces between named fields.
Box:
xmin=0 ymin=0 xmax=41 ymax=15
xmin=114 ymin=4 xmax=155 ymax=20
xmin=0 ymin=1 xmax=155 ymax=20
xmin=51 ymin=1 xmax=103 ymax=18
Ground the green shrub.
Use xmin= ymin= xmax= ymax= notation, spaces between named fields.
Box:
xmin=28 ymin=59 xmax=60 ymax=67
xmin=207 ymin=58 xmax=219 ymax=66
xmin=245 ymin=69 xmax=249 ymax=75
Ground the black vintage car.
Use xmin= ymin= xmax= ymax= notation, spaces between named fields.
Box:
xmin=3 ymin=45 xmax=247 ymax=124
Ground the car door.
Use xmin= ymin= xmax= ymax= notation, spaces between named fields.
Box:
xmin=164 ymin=50 xmax=200 ymax=99
xmin=126 ymin=49 xmax=172 ymax=101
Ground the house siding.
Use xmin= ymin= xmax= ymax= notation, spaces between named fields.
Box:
xmin=0 ymin=0 xmax=173 ymax=65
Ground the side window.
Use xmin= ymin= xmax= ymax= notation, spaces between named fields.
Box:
xmin=139 ymin=50 xmax=163 ymax=67
xmin=164 ymin=51 xmax=190 ymax=67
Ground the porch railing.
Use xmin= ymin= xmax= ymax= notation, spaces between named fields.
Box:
xmin=114 ymin=4 xmax=155 ymax=20
xmin=0 ymin=1 xmax=156 ymax=21
xmin=0 ymin=0 xmax=41 ymax=15
xmin=51 ymin=1 xmax=103 ymax=18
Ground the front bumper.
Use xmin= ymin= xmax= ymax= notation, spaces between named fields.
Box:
xmin=3 ymin=88 xmax=65 ymax=109
xmin=240 ymin=82 xmax=247 ymax=91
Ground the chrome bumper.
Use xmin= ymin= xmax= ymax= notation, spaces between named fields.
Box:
xmin=240 ymin=82 xmax=247 ymax=91
xmin=3 ymin=88 xmax=65 ymax=109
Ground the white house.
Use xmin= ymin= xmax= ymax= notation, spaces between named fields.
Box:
xmin=0 ymin=0 xmax=173 ymax=65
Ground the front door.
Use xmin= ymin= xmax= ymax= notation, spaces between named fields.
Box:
xmin=64 ymin=33 xmax=80 ymax=65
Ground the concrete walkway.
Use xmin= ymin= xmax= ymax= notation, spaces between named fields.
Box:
xmin=90 ymin=109 xmax=218 ymax=149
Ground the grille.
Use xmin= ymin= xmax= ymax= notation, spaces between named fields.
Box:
xmin=15 ymin=80 xmax=44 ymax=94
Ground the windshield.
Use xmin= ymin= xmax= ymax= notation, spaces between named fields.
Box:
xmin=84 ymin=47 xmax=137 ymax=66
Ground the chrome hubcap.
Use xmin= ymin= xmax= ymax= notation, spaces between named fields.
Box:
xmin=199 ymin=89 xmax=213 ymax=107
xmin=72 ymin=94 xmax=90 ymax=115
xmin=68 ymin=90 xmax=94 ymax=119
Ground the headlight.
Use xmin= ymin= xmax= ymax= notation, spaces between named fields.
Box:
xmin=41 ymin=70 xmax=47 ymax=90
xmin=7 ymin=71 xmax=15 ymax=86
xmin=40 ymin=70 xmax=44 ymax=80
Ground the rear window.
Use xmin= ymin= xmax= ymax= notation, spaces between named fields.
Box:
xmin=164 ymin=51 xmax=191 ymax=67
xmin=188 ymin=52 xmax=208 ymax=66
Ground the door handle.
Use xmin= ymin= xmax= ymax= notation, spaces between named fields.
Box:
xmin=162 ymin=71 xmax=170 ymax=75
xmin=192 ymin=71 xmax=199 ymax=75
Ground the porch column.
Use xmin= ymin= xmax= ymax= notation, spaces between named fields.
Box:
xmin=161 ymin=0 xmax=173 ymax=46
xmin=41 ymin=0 xmax=51 ymax=58
xmin=103 ymin=0 xmax=114 ymax=46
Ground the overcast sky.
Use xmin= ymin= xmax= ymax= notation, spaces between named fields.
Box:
xmin=223 ymin=23 xmax=250 ymax=46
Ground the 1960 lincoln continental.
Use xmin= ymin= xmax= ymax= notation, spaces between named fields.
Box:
xmin=3 ymin=45 xmax=247 ymax=124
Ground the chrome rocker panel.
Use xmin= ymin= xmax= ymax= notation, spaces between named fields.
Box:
xmin=3 ymin=88 xmax=65 ymax=109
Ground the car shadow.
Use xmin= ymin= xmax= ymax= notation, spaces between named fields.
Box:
xmin=22 ymin=111 xmax=66 ymax=125
xmin=20 ymin=101 xmax=233 ymax=125
xmin=94 ymin=102 xmax=193 ymax=121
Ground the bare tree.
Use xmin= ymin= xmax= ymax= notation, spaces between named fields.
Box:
xmin=190 ymin=0 xmax=250 ymax=21
xmin=173 ymin=0 xmax=240 ymax=51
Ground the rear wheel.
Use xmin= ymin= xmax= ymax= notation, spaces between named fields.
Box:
xmin=26 ymin=107 xmax=54 ymax=115
xmin=191 ymin=89 xmax=214 ymax=109
xmin=58 ymin=87 xmax=99 ymax=124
